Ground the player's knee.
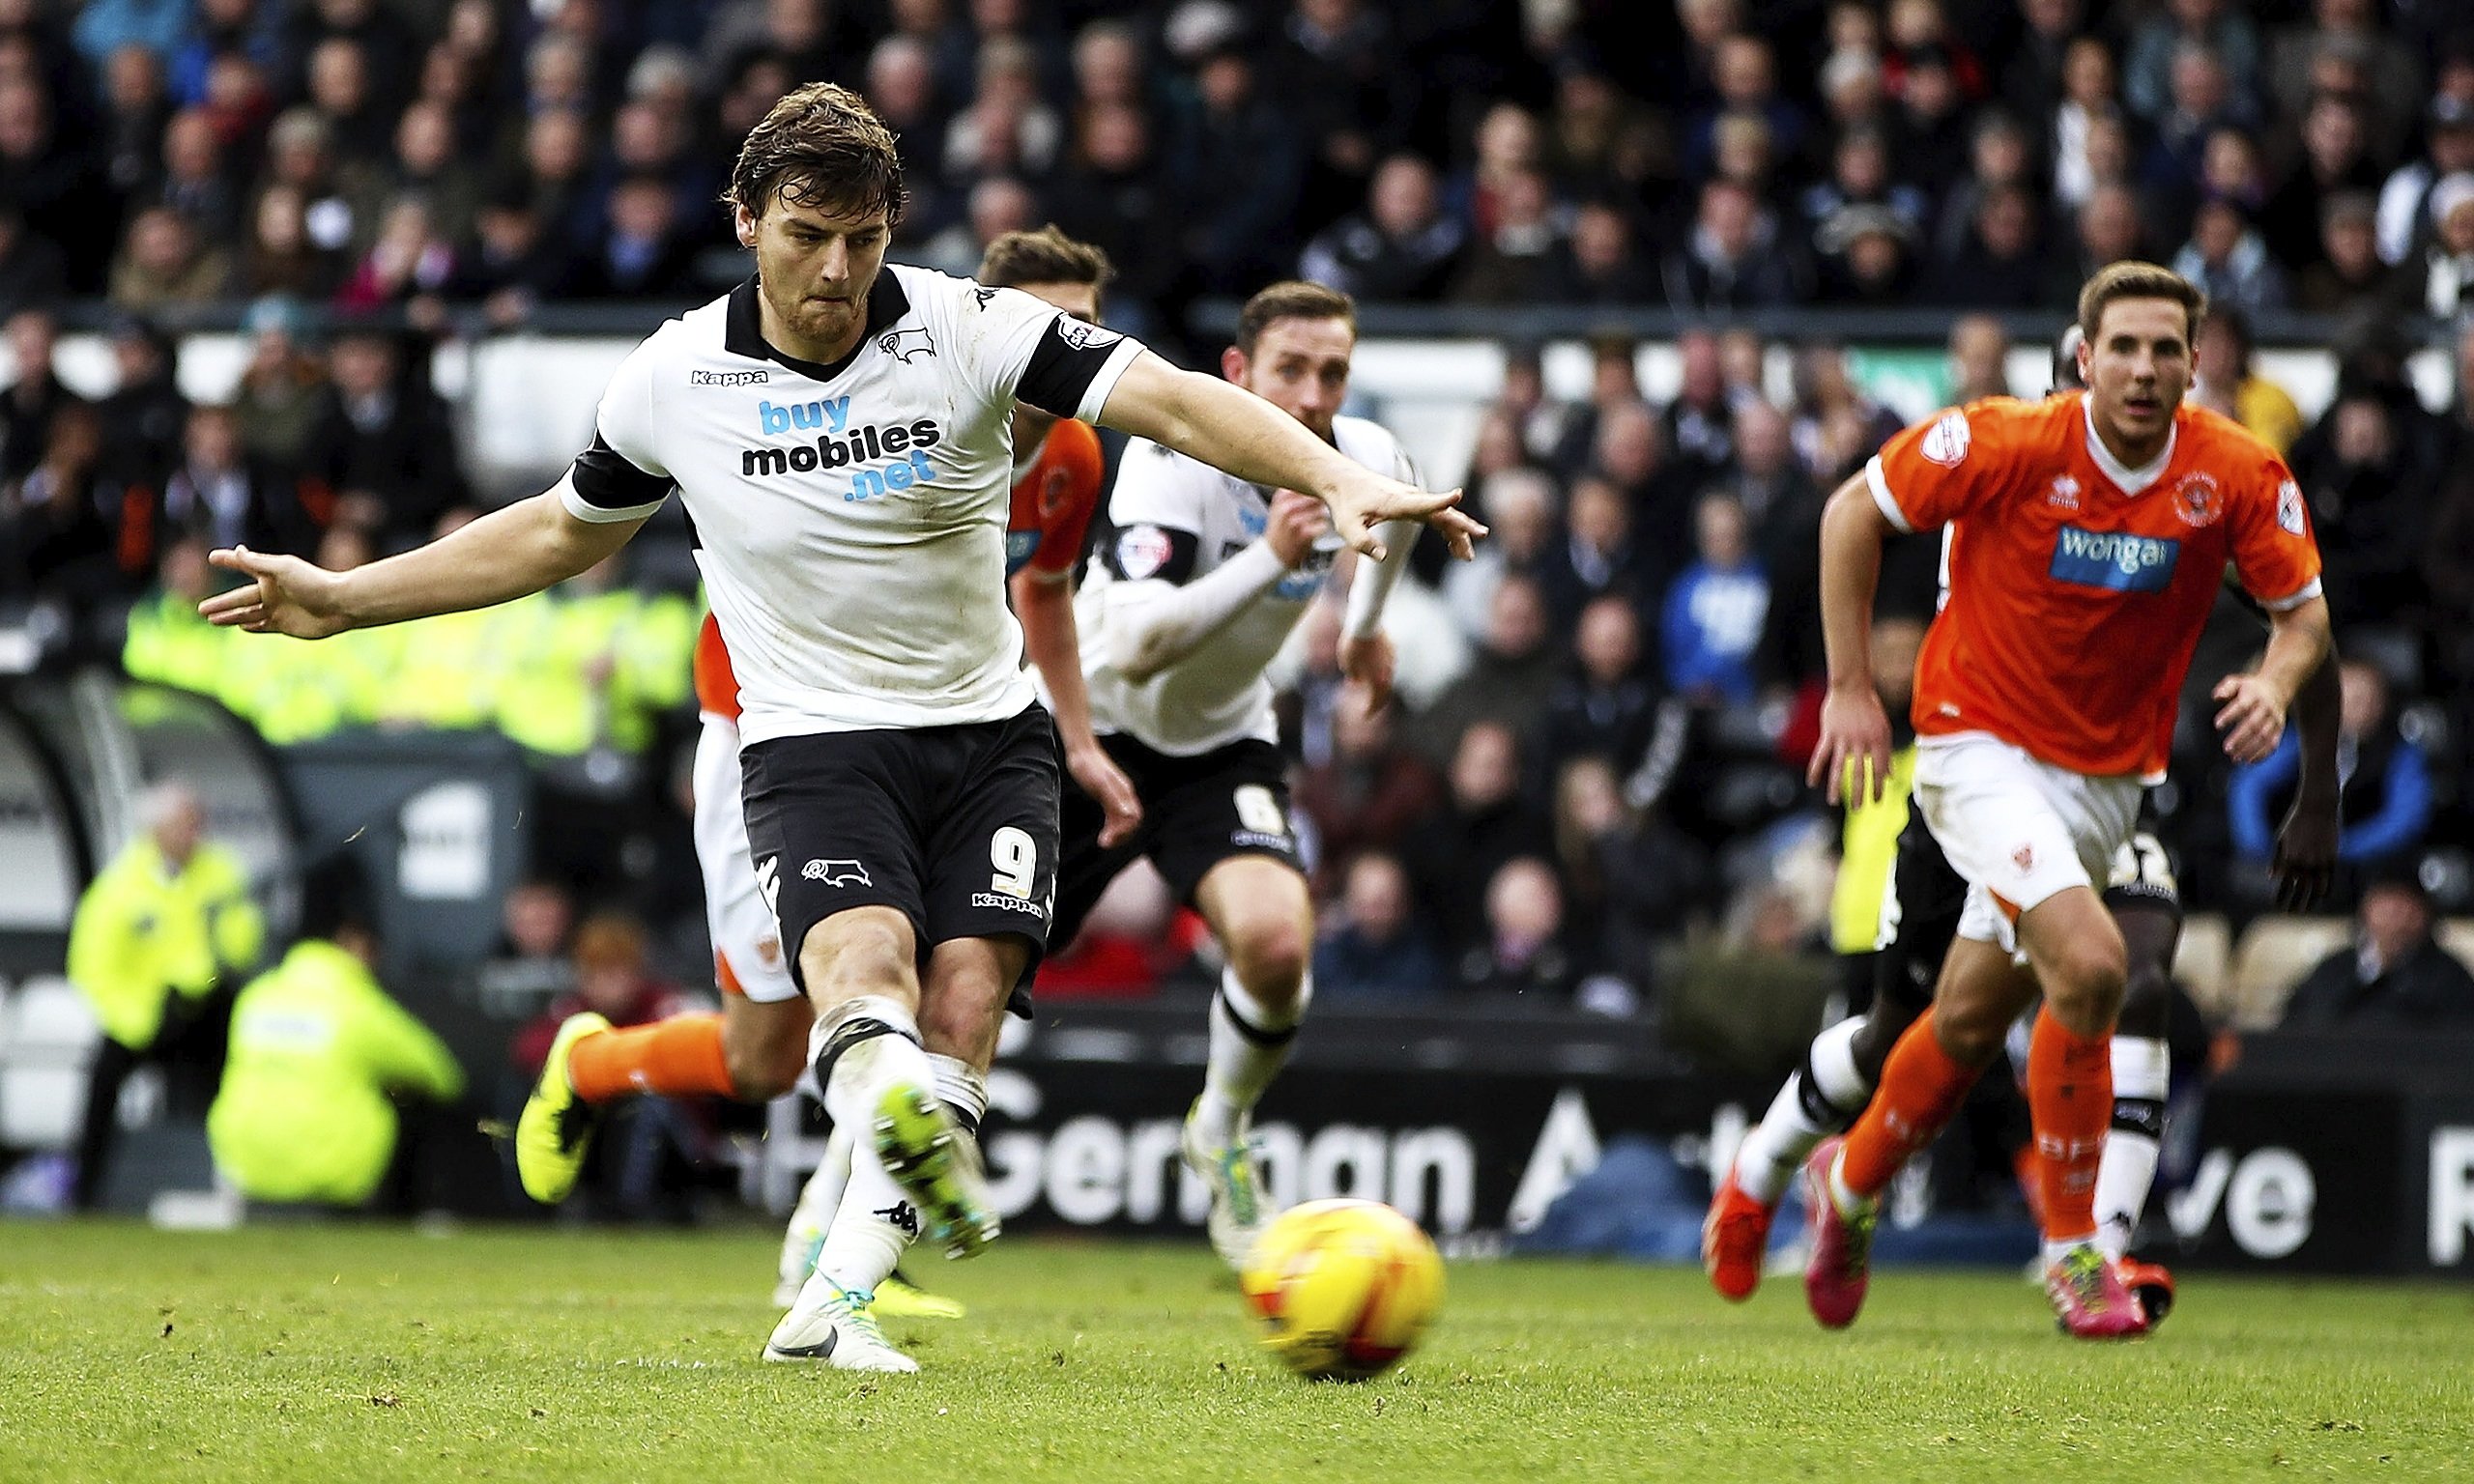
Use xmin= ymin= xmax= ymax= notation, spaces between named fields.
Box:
xmin=801 ymin=917 xmax=911 ymax=999
xmin=1225 ymin=916 xmax=1309 ymax=1005
xmin=1931 ymin=1000 xmax=2013 ymax=1067
xmin=2044 ymin=937 xmax=2128 ymax=1025
xmin=2116 ymin=960 xmax=2173 ymax=1035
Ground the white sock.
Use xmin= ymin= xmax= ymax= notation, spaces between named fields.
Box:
xmin=2043 ymin=1233 xmax=2101 ymax=1267
xmin=810 ymin=1137 xmax=917 ymax=1298
xmin=1733 ymin=1017 xmax=1873 ymax=1205
xmin=928 ymin=1052 xmax=988 ymax=1133
xmin=2093 ymin=1035 xmax=2170 ymax=1260
xmin=1194 ymin=968 xmax=1305 ymax=1147
xmin=779 ymin=1123 xmax=854 ymax=1288
xmin=815 ymin=997 xmax=934 ymax=1134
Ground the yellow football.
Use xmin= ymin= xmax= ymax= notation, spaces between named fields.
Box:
xmin=1238 ymin=1198 xmax=1445 ymax=1382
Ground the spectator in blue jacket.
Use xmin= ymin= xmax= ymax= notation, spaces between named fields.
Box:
xmin=1661 ymin=492 xmax=1770 ymax=706
xmin=2229 ymin=658 xmax=2433 ymax=881
xmin=1314 ymin=850 xmax=1446 ymax=999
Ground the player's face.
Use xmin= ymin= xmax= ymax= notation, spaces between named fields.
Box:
xmin=1228 ymin=316 xmax=1353 ymax=442
xmin=2079 ymin=296 xmax=2191 ymax=459
xmin=738 ymin=196 xmax=891 ymax=359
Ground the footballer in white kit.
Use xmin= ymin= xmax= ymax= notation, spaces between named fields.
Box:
xmin=1053 ymin=280 xmax=1421 ymax=1268
xmin=201 ymin=86 xmax=1481 ymax=1374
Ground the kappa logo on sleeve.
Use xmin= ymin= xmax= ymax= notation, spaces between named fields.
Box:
xmin=1920 ymin=410 xmax=1971 ymax=468
xmin=2278 ymin=479 xmax=2306 ymax=536
xmin=877 ymin=326 xmax=935 ymax=361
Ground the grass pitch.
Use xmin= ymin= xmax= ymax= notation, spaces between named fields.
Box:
xmin=5 ymin=1221 xmax=2470 ymax=1483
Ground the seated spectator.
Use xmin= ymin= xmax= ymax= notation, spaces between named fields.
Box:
xmin=2377 ymin=93 xmax=2474 ymax=267
xmin=1313 ymin=850 xmax=1446 ymax=1000
xmin=1448 ymin=165 xmax=1571 ymax=305
xmin=154 ymin=403 xmax=325 ymax=557
xmin=1934 ymin=109 xmax=2037 ymax=263
xmin=1812 ymin=202 xmax=1921 ymax=305
xmin=2399 ymin=171 xmax=2474 ymax=319
xmin=332 ymin=194 xmax=459 ymax=317
xmin=230 ymin=297 xmax=330 ymax=472
xmin=2287 ymin=382 xmax=2436 ymax=627
xmin=1662 ymin=493 xmax=1770 ymax=706
xmin=510 ymin=913 xmax=710 ymax=1223
xmin=97 ymin=313 xmax=189 ymax=491
xmin=307 ymin=326 xmax=470 ymax=551
xmin=1945 ymin=314 xmax=2014 ymax=404
xmin=1289 ymin=693 xmax=1443 ymax=893
xmin=1453 ymin=856 xmax=1584 ymax=1003
xmin=1298 ymin=151 xmax=1465 ymax=303
xmin=2283 ymin=868 xmax=2474 ymax=1027
xmin=1537 ymin=473 xmax=1648 ymax=629
xmin=2293 ymin=189 xmax=2396 ymax=316
xmin=1798 ymin=124 xmax=1931 ymax=245
xmin=1403 ymin=720 xmax=1556 ymax=960
xmin=1543 ymin=594 xmax=1657 ymax=784
xmin=2047 ymin=181 xmax=2151 ymax=308
xmin=1552 ymin=198 xmax=1660 ymax=305
xmin=108 ymin=205 xmax=231 ymax=309
xmin=2191 ymin=306 xmax=2304 ymax=455
xmin=474 ymin=877 xmax=579 ymax=1015
xmin=2229 ymin=659 xmax=2433 ymax=893
xmin=2170 ymin=196 xmax=2288 ymax=313
xmin=561 ymin=174 xmax=702 ymax=300
xmin=1931 ymin=183 xmax=2049 ymax=309
xmin=1412 ymin=572 xmax=1558 ymax=766
xmin=2 ymin=401 xmax=133 ymax=613
xmin=2260 ymin=90 xmax=2384 ymax=271
xmin=1660 ymin=178 xmax=1803 ymax=312
xmin=207 ymin=891 xmax=464 ymax=1210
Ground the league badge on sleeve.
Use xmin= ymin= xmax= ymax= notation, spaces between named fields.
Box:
xmin=1921 ymin=410 xmax=1971 ymax=468
xmin=2277 ymin=479 xmax=2306 ymax=536
xmin=1116 ymin=524 xmax=1174 ymax=580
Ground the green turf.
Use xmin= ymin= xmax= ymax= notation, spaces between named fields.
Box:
xmin=5 ymin=1220 xmax=2470 ymax=1483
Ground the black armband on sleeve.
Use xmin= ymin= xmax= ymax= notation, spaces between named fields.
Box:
xmin=570 ymin=434 xmax=672 ymax=512
xmin=1016 ymin=318 xmax=1126 ymax=419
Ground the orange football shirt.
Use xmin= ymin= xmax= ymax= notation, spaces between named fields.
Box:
xmin=692 ymin=418 xmax=1108 ymax=719
xmin=1868 ymin=391 xmax=2321 ymax=782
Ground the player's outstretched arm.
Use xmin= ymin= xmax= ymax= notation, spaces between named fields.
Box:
xmin=2212 ymin=594 xmax=2331 ymax=767
xmin=1093 ymin=352 xmax=1484 ymax=561
xmin=201 ymin=479 xmax=646 ymax=638
xmin=1807 ymin=472 xmax=1896 ymax=806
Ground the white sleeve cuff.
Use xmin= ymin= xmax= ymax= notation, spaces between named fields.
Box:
xmin=1074 ymin=337 xmax=1147 ymax=423
xmin=559 ymin=475 xmax=665 ymax=526
xmin=2258 ymin=577 xmax=2324 ymax=613
xmin=1864 ymin=456 xmax=1914 ymax=533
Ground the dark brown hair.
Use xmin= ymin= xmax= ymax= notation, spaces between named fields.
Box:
xmin=1234 ymin=279 xmax=1356 ymax=357
xmin=726 ymin=82 xmax=906 ymax=225
xmin=2076 ymin=260 xmax=2206 ymax=346
xmin=976 ymin=224 xmax=1114 ymax=291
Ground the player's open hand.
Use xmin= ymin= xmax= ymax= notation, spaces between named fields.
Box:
xmin=2212 ymin=672 xmax=2287 ymax=766
xmin=1338 ymin=631 xmax=1395 ymax=713
xmin=1809 ymin=685 xmax=1893 ymax=806
xmin=2271 ymin=793 xmax=2339 ymax=911
xmin=1066 ymin=739 xmax=1143 ymax=849
xmin=200 ymin=546 xmax=354 ymax=639
xmin=1326 ymin=476 xmax=1484 ymax=562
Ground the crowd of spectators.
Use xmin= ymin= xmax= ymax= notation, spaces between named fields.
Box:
xmin=3 ymin=0 xmax=2473 ymax=1033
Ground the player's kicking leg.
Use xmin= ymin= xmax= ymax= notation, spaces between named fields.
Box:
xmin=1183 ymin=854 xmax=1313 ymax=1268
xmin=1708 ymin=816 xmax=1964 ymax=1298
xmin=773 ymin=1124 xmax=966 ymax=1317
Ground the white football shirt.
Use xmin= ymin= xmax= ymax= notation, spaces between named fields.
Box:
xmin=561 ymin=265 xmax=1142 ymax=744
xmin=1077 ymin=414 xmax=1416 ymax=755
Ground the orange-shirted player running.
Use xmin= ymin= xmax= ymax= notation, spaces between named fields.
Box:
xmin=542 ymin=230 xmax=1142 ymax=1315
xmin=1797 ymin=263 xmax=2331 ymax=1339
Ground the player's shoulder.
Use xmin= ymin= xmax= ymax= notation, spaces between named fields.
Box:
xmin=1109 ymin=434 xmax=1225 ymax=508
xmin=1332 ymin=413 xmax=1408 ymax=469
xmin=2179 ymin=402 xmax=2289 ymax=479
xmin=1965 ymin=392 xmax=2080 ymax=443
xmin=1899 ymin=393 xmax=2069 ymax=470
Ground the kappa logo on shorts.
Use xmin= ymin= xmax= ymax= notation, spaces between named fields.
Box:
xmin=803 ymin=858 xmax=873 ymax=887
xmin=755 ymin=856 xmax=781 ymax=914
